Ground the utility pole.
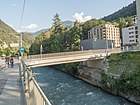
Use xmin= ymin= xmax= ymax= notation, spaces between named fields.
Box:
xmin=136 ymin=0 xmax=140 ymax=49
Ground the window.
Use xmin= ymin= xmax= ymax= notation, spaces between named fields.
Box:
xmin=135 ymin=31 xmax=138 ymax=34
xmin=129 ymin=36 xmax=134 ymax=38
xmin=129 ymin=40 xmax=134 ymax=42
xmin=135 ymin=26 xmax=138 ymax=30
xmin=129 ymin=32 xmax=134 ymax=34
xmin=136 ymin=35 xmax=138 ymax=38
xmin=129 ymin=27 xmax=134 ymax=30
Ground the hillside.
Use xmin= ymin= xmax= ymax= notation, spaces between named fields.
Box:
xmin=32 ymin=20 xmax=73 ymax=37
xmin=0 ymin=19 xmax=19 ymax=44
xmin=21 ymin=32 xmax=35 ymax=45
xmin=102 ymin=1 xmax=136 ymax=22
xmin=62 ymin=20 xmax=74 ymax=27
xmin=32 ymin=29 xmax=49 ymax=36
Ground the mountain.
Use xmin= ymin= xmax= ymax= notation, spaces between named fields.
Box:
xmin=32 ymin=20 xmax=74 ymax=37
xmin=32 ymin=29 xmax=49 ymax=36
xmin=62 ymin=20 xmax=74 ymax=27
xmin=102 ymin=1 xmax=136 ymax=22
xmin=21 ymin=32 xmax=35 ymax=45
xmin=0 ymin=19 xmax=20 ymax=44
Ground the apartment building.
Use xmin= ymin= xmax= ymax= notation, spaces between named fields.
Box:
xmin=122 ymin=26 xmax=138 ymax=46
xmin=88 ymin=24 xmax=121 ymax=48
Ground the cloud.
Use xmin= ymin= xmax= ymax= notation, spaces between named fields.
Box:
xmin=73 ymin=12 xmax=92 ymax=23
xmin=16 ymin=29 xmax=21 ymax=33
xmin=25 ymin=24 xmax=38 ymax=30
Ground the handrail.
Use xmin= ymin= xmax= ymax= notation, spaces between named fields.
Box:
xmin=23 ymin=48 xmax=122 ymax=60
xmin=20 ymin=59 xmax=52 ymax=105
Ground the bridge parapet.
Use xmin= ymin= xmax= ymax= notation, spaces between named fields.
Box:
xmin=23 ymin=48 xmax=122 ymax=61
xmin=20 ymin=59 xmax=52 ymax=105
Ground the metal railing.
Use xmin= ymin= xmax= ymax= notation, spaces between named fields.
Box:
xmin=23 ymin=48 xmax=122 ymax=60
xmin=20 ymin=59 xmax=52 ymax=105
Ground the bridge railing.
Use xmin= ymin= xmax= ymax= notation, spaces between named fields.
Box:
xmin=23 ymin=48 xmax=122 ymax=60
xmin=20 ymin=59 xmax=52 ymax=105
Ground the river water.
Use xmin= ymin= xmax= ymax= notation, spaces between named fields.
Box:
xmin=33 ymin=66 xmax=135 ymax=105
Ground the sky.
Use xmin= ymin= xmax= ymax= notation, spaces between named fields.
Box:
xmin=0 ymin=0 xmax=135 ymax=32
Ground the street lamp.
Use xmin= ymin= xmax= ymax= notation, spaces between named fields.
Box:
xmin=40 ymin=45 xmax=43 ymax=58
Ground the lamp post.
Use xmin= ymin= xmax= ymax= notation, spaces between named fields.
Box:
xmin=40 ymin=45 xmax=43 ymax=58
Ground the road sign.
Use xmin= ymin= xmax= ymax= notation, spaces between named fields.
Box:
xmin=20 ymin=47 xmax=24 ymax=53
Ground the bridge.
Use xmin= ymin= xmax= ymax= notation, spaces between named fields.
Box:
xmin=23 ymin=48 xmax=121 ymax=68
xmin=20 ymin=48 xmax=122 ymax=105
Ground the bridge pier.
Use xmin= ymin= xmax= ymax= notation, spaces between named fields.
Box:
xmin=83 ymin=59 xmax=104 ymax=69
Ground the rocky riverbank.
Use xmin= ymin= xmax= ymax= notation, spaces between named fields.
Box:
xmin=76 ymin=52 xmax=140 ymax=105
xmin=55 ymin=52 xmax=140 ymax=104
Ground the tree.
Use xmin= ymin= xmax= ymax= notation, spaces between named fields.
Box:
xmin=127 ymin=16 xmax=134 ymax=27
xmin=52 ymin=13 xmax=64 ymax=35
xmin=44 ymin=13 xmax=64 ymax=53
xmin=119 ymin=17 xmax=126 ymax=44
xmin=70 ymin=20 xmax=83 ymax=50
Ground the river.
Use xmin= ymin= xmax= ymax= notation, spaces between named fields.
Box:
xmin=32 ymin=66 xmax=135 ymax=105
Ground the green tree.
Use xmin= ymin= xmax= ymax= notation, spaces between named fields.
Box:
xmin=44 ymin=13 xmax=64 ymax=53
xmin=119 ymin=17 xmax=126 ymax=44
xmin=127 ymin=16 xmax=134 ymax=27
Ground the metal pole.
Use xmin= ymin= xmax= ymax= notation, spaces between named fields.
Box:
xmin=136 ymin=0 xmax=140 ymax=46
xmin=40 ymin=45 xmax=42 ymax=58
xmin=20 ymin=33 xmax=23 ymax=57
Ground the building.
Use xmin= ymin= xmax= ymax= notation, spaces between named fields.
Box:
xmin=80 ymin=39 xmax=113 ymax=50
xmin=136 ymin=0 xmax=140 ymax=45
xmin=9 ymin=43 xmax=19 ymax=48
xmin=122 ymin=25 xmax=138 ymax=50
xmin=88 ymin=24 xmax=121 ymax=48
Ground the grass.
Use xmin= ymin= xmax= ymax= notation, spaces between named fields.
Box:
xmin=107 ymin=51 xmax=140 ymax=75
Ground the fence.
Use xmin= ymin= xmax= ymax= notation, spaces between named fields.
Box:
xmin=20 ymin=59 xmax=52 ymax=105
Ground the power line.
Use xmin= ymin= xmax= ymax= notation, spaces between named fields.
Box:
xmin=19 ymin=0 xmax=26 ymax=29
xmin=19 ymin=0 xmax=26 ymax=56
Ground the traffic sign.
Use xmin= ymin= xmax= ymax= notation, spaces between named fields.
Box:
xmin=20 ymin=47 xmax=24 ymax=53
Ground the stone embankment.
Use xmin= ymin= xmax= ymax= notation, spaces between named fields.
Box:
xmin=77 ymin=59 xmax=140 ymax=105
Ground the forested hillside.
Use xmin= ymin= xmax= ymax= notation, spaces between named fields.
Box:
xmin=0 ymin=19 xmax=19 ymax=44
xmin=102 ymin=1 xmax=136 ymax=22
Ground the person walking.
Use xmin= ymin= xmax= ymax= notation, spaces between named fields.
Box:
xmin=5 ymin=56 xmax=10 ymax=68
xmin=10 ymin=56 xmax=14 ymax=68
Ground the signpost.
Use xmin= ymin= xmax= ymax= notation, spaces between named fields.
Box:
xmin=20 ymin=46 xmax=24 ymax=56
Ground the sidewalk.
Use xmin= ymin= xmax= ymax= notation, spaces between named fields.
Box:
xmin=0 ymin=59 xmax=23 ymax=105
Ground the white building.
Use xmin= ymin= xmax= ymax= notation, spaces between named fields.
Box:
xmin=9 ymin=43 xmax=19 ymax=48
xmin=122 ymin=26 xmax=139 ymax=50
xmin=88 ymin=24 xmax=121 ymax=48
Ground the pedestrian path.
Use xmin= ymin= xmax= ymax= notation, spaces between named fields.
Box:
xmin=0 ymin=59 xmax=22 ymax=105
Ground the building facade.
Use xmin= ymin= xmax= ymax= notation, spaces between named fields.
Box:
xmin=122 ymin=26 xmax=138 ymax=46
xmin=88 ymin=24 xmax=121 ymax=48
xmin=80 ymin=39 xmax=112 ymax=50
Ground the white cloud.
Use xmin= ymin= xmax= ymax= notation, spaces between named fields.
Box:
xmin=73 ymin=12 xmax=92 ymax=23
xmin=25 ymin=24 xmax=38 ymax=30
xmin=16 ymin=29 xmax=21 ymax=33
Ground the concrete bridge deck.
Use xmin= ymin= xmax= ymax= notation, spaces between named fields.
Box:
xmin=24 ymin=48 xmax=121 ymax=68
